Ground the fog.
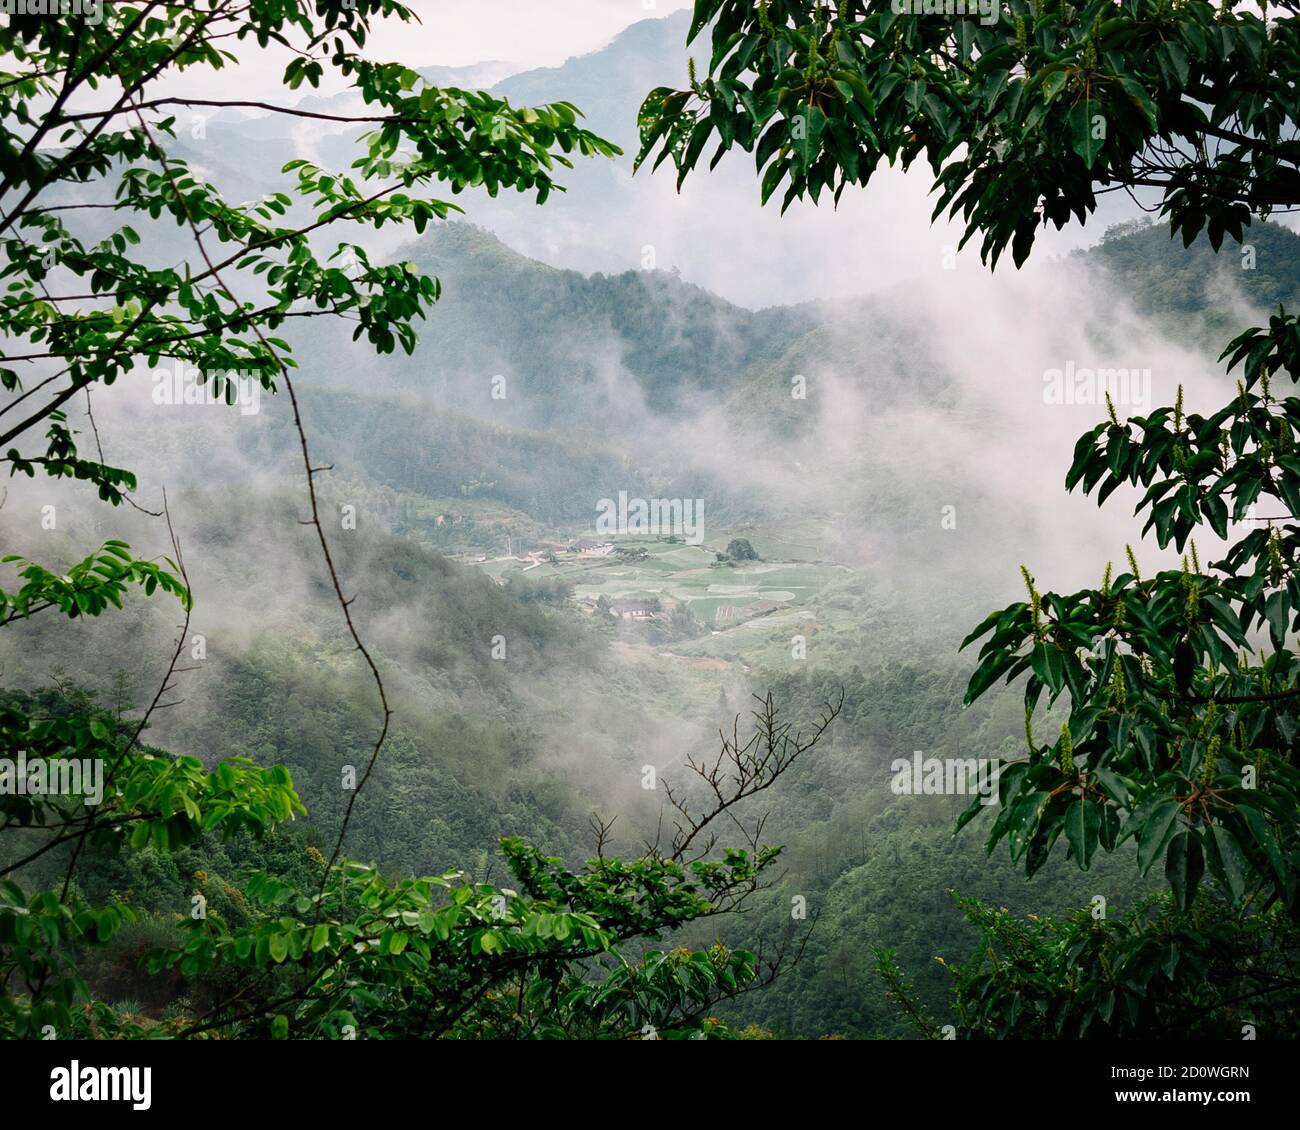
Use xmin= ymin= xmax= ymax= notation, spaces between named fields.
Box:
xmin=0 ymin=6 xmax=1280 ymax=869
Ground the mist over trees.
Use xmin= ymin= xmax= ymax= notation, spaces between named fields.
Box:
xmin=1 ymin=0 xmax=1297 ymax=1051
xmin=639 ymin=0 xmax=1300 ymax=1035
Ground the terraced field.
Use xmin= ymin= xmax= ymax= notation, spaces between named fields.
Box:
xmin=471 ymin=535 xmax=851 ymax=630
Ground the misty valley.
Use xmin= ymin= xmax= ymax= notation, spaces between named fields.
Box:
xmin=1 ymin=1 xmax=1298 ymax=1076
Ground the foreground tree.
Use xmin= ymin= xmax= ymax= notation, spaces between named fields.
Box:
xmin=3 ymin=685 xmax=839 ymax=1039
xmin=0 ymin=1 xmax=830 ymax=1040
xmin=640 ymin=0 xmax=1300 ymax=1033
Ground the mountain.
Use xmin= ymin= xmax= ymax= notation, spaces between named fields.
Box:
xmin=492 ymin=14 xmax=689 ymax=148
xmin=1083 ymin=217 xmax=1300 ymax=340
xmin=287 ymin=222 xmax=820 ymax=421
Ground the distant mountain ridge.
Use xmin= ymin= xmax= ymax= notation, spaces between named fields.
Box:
xmin=287 ymin=221 xmax=820 ymax=423
xmin=1084 ymin=218 xmax=1300 ymax=320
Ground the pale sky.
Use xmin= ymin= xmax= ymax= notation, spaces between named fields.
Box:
xmin=171 ymin=0 xmax=693 ymax=101
xmin=364 ymin=1 xmax=692 ymax=69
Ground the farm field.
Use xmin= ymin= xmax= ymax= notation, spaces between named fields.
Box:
xmin=469 ymin=534 xmax=854 ymax=634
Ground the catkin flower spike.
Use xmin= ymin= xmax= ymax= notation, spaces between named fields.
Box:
xmin=1021 ymin=564 xmax=1042 ymax=637
xmin=1267 ymin=527 xmax=1284 ymax=587
xmin=1200 ymin=734 xmax=1220 ymax=787
xmin=827 ymin=0 xmax=847 ymax=56
xmin=1199 ymin=700 xmax=1217 ymax=739
xmin=1059 ymin=722 xmax=1075 ymax=774
xmin=1181 ymin=556 xmax=1200 ymax=624
xmin=1105 ymin=392 xmax=1120 ymax=427
xmin=1083 ymin=13 xmax=1101 ymax=67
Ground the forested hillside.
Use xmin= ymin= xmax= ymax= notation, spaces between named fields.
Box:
xmin=2 ymin=1 xmax=1298 ymax=1054
xmin=9 ymin=213 xmax=1293 ymax=1036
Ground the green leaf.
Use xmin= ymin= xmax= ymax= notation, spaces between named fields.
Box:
xmin=1137 ymin=798 xmax=1181 ymax=874
xmin=1165 ymin=830 xmax=1204 ymax=911
xmin=1207 ymin=824 xmax=1247 ymax=903
xmin=1241 ymin=805 xmax=1287 ymax=885
xmin=1068 ymin=98 xmax=1104 ymax=168
xmin=1063 ymin=797 xmax=1101 ymax=869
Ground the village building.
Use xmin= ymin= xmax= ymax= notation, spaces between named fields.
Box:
xmin=609 ymin=599 xmax=656 ymax=620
